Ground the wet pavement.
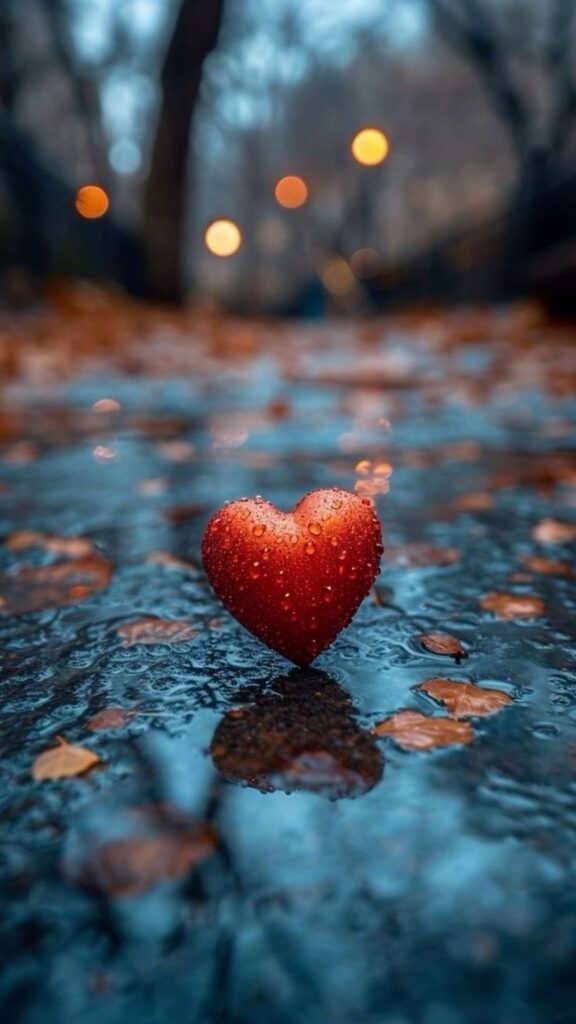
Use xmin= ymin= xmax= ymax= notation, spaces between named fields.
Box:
xmin=0 ymin=300 xmax=575 ymax=1024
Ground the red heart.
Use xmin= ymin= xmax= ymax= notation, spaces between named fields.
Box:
xmin=201 ymin=488 xmax=383 ymax=666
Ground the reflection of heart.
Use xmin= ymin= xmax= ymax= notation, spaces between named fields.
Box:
xmin=201 ymin=488 xmax=383 ymax=665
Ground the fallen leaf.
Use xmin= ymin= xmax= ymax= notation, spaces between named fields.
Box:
xmin=155 ymin=439 xmax=196 ymax=462
xmin=2 ymin=440 xmax=38 ymax=464
xmin=32 ymin=737 xmax=100 ymax=780
xmin=520 ymin=554 xmax=573 ymax=576
xmin=0 ymin=556 xmax=112 ymax=614
xmin=5 ymin=531 xmax=94 ymax=558
xmin=163 ymin=503 xmax=207 ymax=524
xmin=374 ymin=710 xmax=474 ymax=750
xmin=145 ymin=551 xmax=200 ymax=574
xmin=417 ymin=678 xmax=512 ymax=718
xmin=532 ymin=519 xmax=576 ymax=545
xmin=117 ymin=617 xmax=196 ymax=646
xmin=64 ymin=807 xmax=216 ymax=896
xmin=479 ymin=591 xmax=545 ymax=620
xmin=86 ymin=708 xmax=136 ymax=732
xmin=416 ymin=632 xmax=467 ymax=659
xmin=385 ymin=543 xmax=460 ymax=567
xmin=453 ymin=492 xmax=494 ymax=513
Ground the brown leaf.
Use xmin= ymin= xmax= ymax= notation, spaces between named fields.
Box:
xmin=374 ymin=710 xmax=474 ymax=750
xmin=479 ymin=591 xmax=545 ymax=620
xmin=453 ymin=492 xmax=494 ymax=513
xmin=32 ymin=737 xmax=100 ymax=780
xmin=532 ymin=519 xmax=576 ymax=545
xmin=65 ymin=808 xmax=216 ymax=896
xmin=416 ymin=632 xmax=467 ymax=659
xmin=0 ymin=556 xmax=112 ymax=614
xmin=385 ymin=543 xmax=460 ymax=568
xmin=86 ymin=708 xmax=136 ymax=732
xmin=5 ymin=531 xmax=94 ymax=558
xmin=155 ymin=439 xmax=196 ymax=463
xmin=163 ymin=502 xmax=207 ymax=524
xmin=145 ymin=551 xmax=200 ymax=574
xmin=117 ymin=617 xmax=196 ymax=646
xmin=417 ymin=678 xmax=512 ymax=718
xmin=520 ymin=554 xmax=573 ymax=576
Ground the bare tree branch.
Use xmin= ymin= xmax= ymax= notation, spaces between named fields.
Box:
xmin=430 ymin=0 xmax=531 ymax=160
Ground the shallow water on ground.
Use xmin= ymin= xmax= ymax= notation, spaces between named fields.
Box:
xmin=1 ymin=312 xmax=575 ymax=1024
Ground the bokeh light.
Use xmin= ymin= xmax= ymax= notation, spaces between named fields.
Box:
xmin=75 ymin=185 xmax=109 ymax=219
xmin=204 ymin=219 xmax=242 ymax=257
xmin=320 ymin=256 xmax=356 ymax=296
xmin=274 ymin=175 xmax=308 ymax=209
xmin=351 ymin=247 xmax=382 ymax=278
xmin=350 ymin=128 xmax=389 ymax=166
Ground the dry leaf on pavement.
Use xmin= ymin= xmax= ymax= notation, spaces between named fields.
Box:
xmin=531 ymin=519 xmax=576 ymax=545
xmin=117 ymin=617 xmax=196 ymax=646
xmin=86 ymin=708 xmax=136 ymax=732
xmin=479 ymin=592 xmax=544 ymax=620
xmin=374 ymin=710 xmax=474 ymax=750
xmin=32 ymin=737 xmax=100 ymax=780
xmin=416 ymin=632 xmax=467 ymax=659
xmin=416 ymin=678 xmax=512 ymax=718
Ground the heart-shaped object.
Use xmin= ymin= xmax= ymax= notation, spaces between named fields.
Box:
xmin=201 ymin=488 xmax=383 ymax=665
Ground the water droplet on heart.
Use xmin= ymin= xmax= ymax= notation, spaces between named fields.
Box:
xmin=309 ymin=616 xmax=319 ymax=630
xmin=322 ymin=585 xmax=333 ymax=603
xmin=281 ymin=594 xmax=292 ymax=611
xmin=275 ymin=535 xmax=284 ymax=544
xmin=304 ymin=541 xmax=316 ymax=555
xmin=348 ymin=566 xmax=358 ymax=580
xmin=330 ymin=537 xmax=338 ymax=547
xmin=239 ymin=507 xmax=250 ymax=520
xmin=249 ymin=562 xmax=261 ymax=580
xmin=289 ymin=534 xmax=298 ymax=545
xmin=262 ymin=547 xmax=271 ymax=561
xmin=276 ymin=569 xmax=285 ymax=583
xmin=252 ymin=523 xmax=266 ymax=537
xmin=338 ymin=550 xmax=347 ymax=561
xmin=308 ymin=522 xmax=322 ymax=536
xmin=332 ymin=498 xmax=342 ymax=509
xmin=321 ymin=510 xmax=331 ymax=521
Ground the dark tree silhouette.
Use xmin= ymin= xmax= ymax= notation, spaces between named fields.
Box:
xmin=429 ymin=0 xmax=576 ymax=193
xmin=142 ymin=0 xmax=227 ymax=303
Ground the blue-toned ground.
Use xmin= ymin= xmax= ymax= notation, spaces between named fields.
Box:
xmin=0 ymin=298 xmax=575 ymax=1024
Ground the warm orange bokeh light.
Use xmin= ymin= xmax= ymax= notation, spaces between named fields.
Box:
xmin=274 ymin=175 xmax=308 ymax=209
xmin=204 ymin=219 xmax=242 ymax=257
xmin=75 ymin=185 xmax=109 ymax=219
xmin=350 ymin=128 xmax=389 ymax=166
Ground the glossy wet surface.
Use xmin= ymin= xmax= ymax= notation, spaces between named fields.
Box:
xmin=1 ymin=303 xmax=575 ymax=1023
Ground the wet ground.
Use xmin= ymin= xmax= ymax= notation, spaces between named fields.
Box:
xmin=1 ymin=296 xmax=575 ymax=1024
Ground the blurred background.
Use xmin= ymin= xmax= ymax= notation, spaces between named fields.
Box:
xmin=2 ymin=0 xmax=576 ymax=315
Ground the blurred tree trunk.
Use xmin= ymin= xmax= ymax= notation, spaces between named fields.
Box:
xmin=142 ymin=0 xmax=226 ymax=304
xmin=429 ymin=0 xmax=576 ymax=194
